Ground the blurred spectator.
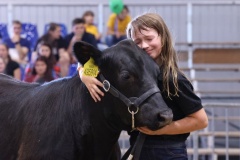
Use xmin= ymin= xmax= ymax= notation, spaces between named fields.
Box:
xmin=82 ymin=10 xmax=108 ymax=51
xmin=0 ymin=57 xmax=6 ymax=74
xmin=2 ymin=20 xmax=31 ymax=66
xmin=25 ymin=43 xmax=60 ymax=79
xmin=24 ymin=56 xmax=54 ymax=84
xmin=64 ymin=18 xmax=97 ymax=63
xmin=105 ymin=5 xmax=131 ymax=47
xmin=34 ymin=22 xmax=69 ymax=77
xmin=0 ymin=43 xmax=21 ymax=80
xmin=82 ymin=11 xmax=101 ymax=42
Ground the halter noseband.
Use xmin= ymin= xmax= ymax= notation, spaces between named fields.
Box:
xmin=99 ymin=74 xmax=160 ymax=130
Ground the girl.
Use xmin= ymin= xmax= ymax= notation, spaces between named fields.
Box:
xmin=26 ymin=43 xmax=60 ymax=78
xmin=0 ymin=43 xmax=21 ymax=80
xmin=34 ymin=23 xmax=69 ymax=77
xmin=79 ymin=13 xmax=208 ymax=159
xmin=82 ymin=10 xmax=108 ymax=51
xmin=24 ymin=56 xmax=54 ymax=84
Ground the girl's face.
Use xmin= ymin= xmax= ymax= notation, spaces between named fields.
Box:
xmin=0 ymin=44 xmax=8 ymax=59
xmin=50 ymin=26 xmax=61 ymax=39
xmin=84 ymin=15 xmax=94 ymax=25
xmin=73 ymin=23 xmax=85 ymax=37
xmin=13 ymin=23 xmax=22 ymax=35
xmin=131 ymin=27 xmax=162 ymax=61
xmin=35 ymin=60 xmax=47 ymax=76
xmin=39 ymin=45 xmax=51 ymax=58
xmin=0 ymin=58 xmax=6 ymax=73
xmin=118 ymin=8 xmax=128 ymax=20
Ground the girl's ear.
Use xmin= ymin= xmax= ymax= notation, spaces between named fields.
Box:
xmin=73 ymin=41 xmax=102 ymax=65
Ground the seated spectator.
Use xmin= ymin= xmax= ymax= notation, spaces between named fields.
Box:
xmin=64 ymin=18 xmax=97 ymax=63
xmin=0 ymin=57 xmax=6 ymax=74
xmin=0 ymin=43 xmax=21 ymax=80
xmin=25 ymin=43 xmax=60 ymax=79
xmin=2 ymin=20 xmax=31 ymax=66
xmin=105 ymin=5 xmax=131 ymax=47
xmin=34 ymin=22 xmax=69 ymax=77
xmin=82 ymin=10 xmax=108 ymax=51
xmin=24 ymin=56 xmax=54 ymax=84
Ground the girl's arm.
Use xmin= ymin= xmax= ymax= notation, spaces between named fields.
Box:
xmin=78 ymin=65 xmax=104 ymax=102
xmin=13 ymin=68 xmax=21 ymax=80
xmin=137 ymin=108 xmax=208 ymax=135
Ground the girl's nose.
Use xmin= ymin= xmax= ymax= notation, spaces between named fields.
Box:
xmin=141 ymin=41 xmax=149 ymax=50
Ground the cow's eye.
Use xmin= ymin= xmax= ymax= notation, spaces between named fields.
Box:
xmin=121 ymin=71 xmax=130 ymax=80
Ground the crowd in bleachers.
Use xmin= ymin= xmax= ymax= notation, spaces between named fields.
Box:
xmin=0 ymin=5 xmax=130 ymax=84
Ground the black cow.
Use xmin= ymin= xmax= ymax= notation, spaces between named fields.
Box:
xmin=0 ymin=40 xmax=173 ymax=160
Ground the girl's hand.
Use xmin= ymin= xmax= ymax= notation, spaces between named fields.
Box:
xmin=79 ymin=68 xmax=104 ymax=102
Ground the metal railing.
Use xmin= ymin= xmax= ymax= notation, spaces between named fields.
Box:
xmin=188 ymin=103 xmax=240 ymax=160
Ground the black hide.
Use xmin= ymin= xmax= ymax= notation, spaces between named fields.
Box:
xmin=0 ymin=40 xmax=172 ymax=160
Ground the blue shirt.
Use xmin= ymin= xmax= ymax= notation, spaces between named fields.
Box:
xmin=64 ymin=32 xmax=97 ymax=49
xmin=3 ymin=37 xmax=31 ymax=51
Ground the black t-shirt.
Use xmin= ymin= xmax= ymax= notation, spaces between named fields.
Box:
xmin=129 ymin=69 xmax=203 ymax=145
xmin=6 ymin=60 xmax=20 ymax=77
xmin=34 ymin=35 xmax=67 ymax=61
xmin=64 ymin=32 xmax=97 ymax=49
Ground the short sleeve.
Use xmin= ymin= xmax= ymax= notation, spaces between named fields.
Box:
xmin=21 ymin=38 xmax=31 ymax=51
xmin=64 ymin=34 xmax=71 ymax=49
xmin=126 ymin=15 xmax=131 ymax=24
xmin=58 ymin=37 xmax=67 ymax=50
xmin=157 ymin=70 xmax=203 ymax=120
xmin=87 ymin=34 xmax=97 ymax=48
xmin=5 ymin=60 xmax=20 ymax=76
xmin=2 ymin=38 xmax=15 ymax=48
xmin=170 ymin=75 xmax=203 ymax=116
xmin=107 ymin=14 xmax=116 ymax=29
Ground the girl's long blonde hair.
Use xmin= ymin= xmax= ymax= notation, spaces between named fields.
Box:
xmin=126 ymin=13 xmax=180 ymax=97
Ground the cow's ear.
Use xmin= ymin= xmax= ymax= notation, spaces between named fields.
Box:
xmin=73 ymin=41 xmax=102 ymax=65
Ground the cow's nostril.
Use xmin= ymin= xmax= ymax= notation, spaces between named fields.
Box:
xmin=157 ymin=113 xmax=166 ymax=122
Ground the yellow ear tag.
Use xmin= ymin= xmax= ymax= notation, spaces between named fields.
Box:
xmin=83 ymin=57 xmax=99 ymax=77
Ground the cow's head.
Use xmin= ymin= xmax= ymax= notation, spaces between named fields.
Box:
xmin=73 ymin=40 xmax=173 ymax=131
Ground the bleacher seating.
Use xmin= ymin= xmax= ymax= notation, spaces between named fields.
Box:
xmin=68 ymin=63 xmax=78 ymax=77
xmin=0 ymin=24 xmax=9 ymax=40
xmin=21 ymin=23 xmax=39 ymax=49
xmin=177 ymin=47 xmax=240 ymax=99
xmin=21 ymin=23 xmax=39 ymax=60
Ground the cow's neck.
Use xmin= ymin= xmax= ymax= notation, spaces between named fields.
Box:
xmin=89 ymin=95 xmax=122 ymax=159
xmin=78 ymin=86 xmax=121 ymax=159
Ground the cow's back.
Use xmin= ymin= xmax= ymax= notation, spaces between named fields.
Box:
xmin=0 ymin=74 xmax=40 ymax=159
xmin=0 ymin=74 xmax=40 ymax=119
xmin=0 ymin=74 xmax=92 ymax=159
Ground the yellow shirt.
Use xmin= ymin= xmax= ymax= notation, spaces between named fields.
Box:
xmin=85 ymin=24 xmax=99 ymax=39
xmin=107 ymin=13 xmax=131 ymax=34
